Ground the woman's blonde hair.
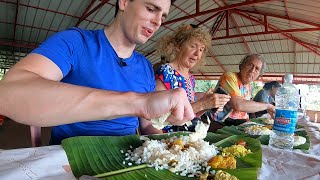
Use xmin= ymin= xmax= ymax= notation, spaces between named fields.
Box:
xmin=156 ymin=24 xmax=212 ymax=66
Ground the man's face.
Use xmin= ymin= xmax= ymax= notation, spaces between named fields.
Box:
xmin=239 ymin=58 xmax=263 ymax=84
xmin=119 ymin=0 xmax=170 ymax=45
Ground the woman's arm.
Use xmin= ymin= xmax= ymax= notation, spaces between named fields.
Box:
xmin=192 ymin=93 xmax=231 ymax=116
xmin=156 ymin=80 xmax=230 ymax=116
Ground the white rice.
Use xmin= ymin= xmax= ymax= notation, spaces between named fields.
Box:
xmin=244 ymin=125 xmax=272 ymax=135
xmin=262 ymin=118 xmax=274 ymax=125
xmin=124 ymin=135 xmax=219 ymax=177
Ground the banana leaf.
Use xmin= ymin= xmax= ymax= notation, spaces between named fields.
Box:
xmin=216 ymin=125 xmax=310 ymax=150
xmin=249 ymin=118 xmax=270 ymax=125
xmin=62 ymin=132 xmax=262 ymax=180
xmin=250 ymin=118 xmax=304 ymax=129
xmin=256 ymin=130 xmax=310 ymax=150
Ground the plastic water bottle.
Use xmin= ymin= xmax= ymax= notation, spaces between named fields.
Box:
xmin=269 ymin=74 xmax=300 ymax=150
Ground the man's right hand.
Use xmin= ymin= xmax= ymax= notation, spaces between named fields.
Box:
xmin=139 ymin=88 xmax=195 ymax=126
xmin=267 ymin=104 xmax=276 ymax=119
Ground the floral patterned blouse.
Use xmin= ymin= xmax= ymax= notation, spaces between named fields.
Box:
xmin=156 ymin=64 xmax=196 ymax=103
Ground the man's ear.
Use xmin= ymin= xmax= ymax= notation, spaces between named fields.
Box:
xmin=118 ymin=0 xmax=129 ymax=11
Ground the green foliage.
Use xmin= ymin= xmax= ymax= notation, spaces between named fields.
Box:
xmin=250 ymin=82 xmax=263 ymax=98
xmin=195 ymin=80 xmax=217 ymax=92
xmin=195 ymin=80 xmax=263 ymax=97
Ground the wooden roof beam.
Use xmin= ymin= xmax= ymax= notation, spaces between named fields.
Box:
xmin=13 ymin=0 xmax=19 ymax=41
xmin=229 ymin=11 xmax=251 ymax=53
xmin=75 ymin=0 xmax=97 ymax=27
xmin=162 ymin=0 xmax=274 ymax=26
xmin=196 ymin=0 xmax=200 ymax=13
xmin=212 ymin=27 xmax=320 ymax=41
xmin=237 ymin=9 xmax=320 ymax=28
xmin=235 ymin=11 xmax=320 ymax=57
xmin=198 ymin=70 xmax=210 ymax=80
xmin=207 ymin=50 xmax=226 ymax=72
xmin=75 ymin=0 xmax=109 ymax=26
xmin=0 ymin=41 xmax=37 ymax=49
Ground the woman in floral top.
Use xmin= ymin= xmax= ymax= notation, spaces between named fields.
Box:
xmin=154 ymin=24 xmax=231 ymax=132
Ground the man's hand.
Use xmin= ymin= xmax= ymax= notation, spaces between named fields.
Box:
xmin=140 ymin=88 xmax=195 ymax=126
xmin=266 ymin=104 xmax=275 ymax=119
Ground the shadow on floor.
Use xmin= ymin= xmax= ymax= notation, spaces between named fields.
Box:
xmin=0 ymin=119 xmax=51 ymax=149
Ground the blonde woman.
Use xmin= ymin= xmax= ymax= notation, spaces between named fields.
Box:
xmin=155 ymin=24 xmax=230 ymax=132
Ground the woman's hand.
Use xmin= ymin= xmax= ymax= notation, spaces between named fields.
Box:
xmin=199 ymin=93 xmax=231 ymax=111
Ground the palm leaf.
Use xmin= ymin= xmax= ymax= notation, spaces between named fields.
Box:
xmin=62 ymin=133 xmax=262 ymax=180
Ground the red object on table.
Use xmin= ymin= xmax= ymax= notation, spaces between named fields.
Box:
xmin=0 ymin=115 xmax=5 ymax=125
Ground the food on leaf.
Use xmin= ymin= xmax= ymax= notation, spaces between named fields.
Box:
xmin=208 ymin=155 xmax=236 ymax=169
xmin=124 ymin=135 xmax=219 ymax=177
xmin=262 ymin=118 xmax=274 ymax=125
xmin=236 ymin=139 xmax=247 ymax=146
xmin=189 ymin=120 xmax=210 ymax=142
xmin=214 ymin=170 xmax=239 ymax=180
xmin=222 ymin=145 xmax=252 ymax=158
xmin=151 ymin=113 xmax=208 ymax=143
xmin=150 ymin=112 xmax=171 ymax=130
xmin=244 ymin=125 xmax=272 ymax=135
xmin=293 ymin=135 xmax=307 ymax=146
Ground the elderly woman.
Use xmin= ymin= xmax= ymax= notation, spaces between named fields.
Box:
xmin=154 ymin=24 xmax=231 ymax=132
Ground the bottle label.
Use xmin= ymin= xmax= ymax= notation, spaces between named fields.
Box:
xmin=273 ymin=109 xmax=297 ymax=133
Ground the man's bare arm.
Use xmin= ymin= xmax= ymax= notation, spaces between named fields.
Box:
xmin=229 ymin=96 xmax=275 ymax=113
xmin=0 ymin=54 xmax=194 ymax=127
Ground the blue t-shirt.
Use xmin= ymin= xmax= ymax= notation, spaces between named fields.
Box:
xmin=32 ymin=28 xmax=155 ymax=144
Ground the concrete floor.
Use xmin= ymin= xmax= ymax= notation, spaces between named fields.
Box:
xmin=0 ymin=119 xmax=51 ymax=149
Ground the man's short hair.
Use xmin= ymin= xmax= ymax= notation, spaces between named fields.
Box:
xmin=239 ymin=53 xmax=267 ymax=76
xmin=114 ymin=0 xmax=175 ymax=17
xmin=115 ymin=0 xmax=121 ymax=17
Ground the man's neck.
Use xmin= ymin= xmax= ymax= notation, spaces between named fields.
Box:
xmin=104 ymin=21 xmax=136 ymax=59
xmin=237 ymin=72 xmax=248 ymax=85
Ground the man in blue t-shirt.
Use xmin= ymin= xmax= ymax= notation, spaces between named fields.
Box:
xmin=0 ymin=0 xmax=194 ymax=145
